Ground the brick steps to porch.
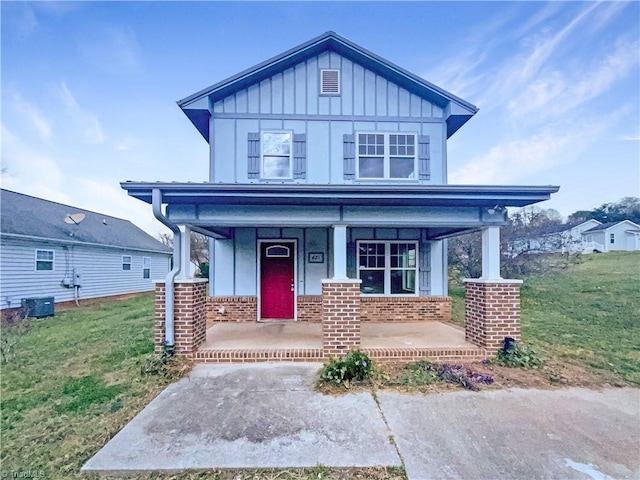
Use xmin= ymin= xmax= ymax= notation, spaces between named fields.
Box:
xmin=194 ymin=346 xmax=487 ymax=363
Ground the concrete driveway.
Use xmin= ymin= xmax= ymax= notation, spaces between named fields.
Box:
xmin=83 ymin=363 xmax=640 ymax=479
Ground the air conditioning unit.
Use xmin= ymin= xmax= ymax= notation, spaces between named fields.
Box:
xmin=21 ymin=297 xmax=55 ymax=318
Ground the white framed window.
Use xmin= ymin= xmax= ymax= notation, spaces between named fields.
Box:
xmin=610 ymin=233 xmax=615 ymax=244
xmin=356 ymin=132 xmax=417 ymax=180
xmin=122 ymin=255 xmax=132 ymax=271
xmin=143 ymin=257 xmax=151 ymax=279
xmin=35 ymin=249 xmax=54 ymax=271
xmin=320 ymin=69 xmax=340 ymax=95
xmin=261 ymin=131 xmax=293 ymax=179
xmin=585 ymin=235 xmax=592 ymax=242
xmin=357 ymin=241 xmax=418 ymax=295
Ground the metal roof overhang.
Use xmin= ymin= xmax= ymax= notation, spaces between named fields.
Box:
xmin=121 ymin=182 xmax=559 ymax=208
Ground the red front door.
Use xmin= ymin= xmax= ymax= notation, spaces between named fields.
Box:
xmin=260 ymin=242 xmax=295 ymax=320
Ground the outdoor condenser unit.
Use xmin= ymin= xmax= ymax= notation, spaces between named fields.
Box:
xmin=21 ymin=297 xmax=55 ymax=318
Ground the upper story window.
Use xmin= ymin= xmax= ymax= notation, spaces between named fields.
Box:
xmin=357 ymin=133 xmax=417 ymax=180
xmin=262 ymin=131 xmax=293 ymax=179
xmin=610 ymin=233 xmax=615 ymax=244
xmin=122 ymin=255 xmax=132 ymax=271
xmin=35 ymin=249 xmax=54 ymax=271
xmin=320 ymin=69 xmax=340 ymax=95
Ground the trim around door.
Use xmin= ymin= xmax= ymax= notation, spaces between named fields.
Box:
xmin=257 ymin=239 xmax=297 ymax=321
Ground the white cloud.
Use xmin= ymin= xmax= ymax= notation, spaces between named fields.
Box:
xmin=59 ymin=82 xmax=106 ymax=144
xmin=73 ymin=177 xmax=168 ymax=235
xmin=7 ymin=91 xmax=53 ymax=142
xmin=449 ymin=121 xmax=607 ymax=185
xmin=0 ymin=124 xmax=70 ymax=204
xmin=78 ymin=25 xmax=142 ymax=74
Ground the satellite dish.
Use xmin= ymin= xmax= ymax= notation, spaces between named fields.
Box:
xmin=64 ymin=213 xmax=86 ymax=225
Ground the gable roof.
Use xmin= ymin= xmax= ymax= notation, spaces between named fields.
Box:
xmin=177 ymin=31 xmax=478 ymax=141
xmin=582 ymin=220 xmax=640 ymax=233
xmin=0 ymin=189 xmax=171 ymax=254
xmin=543 ymin=219 xmax=601 ymax=235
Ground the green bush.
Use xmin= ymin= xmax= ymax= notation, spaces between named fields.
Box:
xmin=495 ymin=341 xmax=543 ymax=368
xmin=320 ymin=350 xmax=373 ymax=386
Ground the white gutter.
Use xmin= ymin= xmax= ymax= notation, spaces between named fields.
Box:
xmin=152 ymin=188 xmax=181 ymax=352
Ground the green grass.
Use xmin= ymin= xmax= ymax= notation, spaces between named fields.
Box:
xmin=451 ymin=251 xmax=640 ymax=384
xmin=0 ymin=294 xmax=406 ymax=480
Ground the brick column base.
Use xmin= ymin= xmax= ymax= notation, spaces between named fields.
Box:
xmin=154 ymin=279 xmax=209 ymax=358
xmin=464 ymin=279 xmax=523 ymax=354
xmin=321 ymin=279 xmax=362 ymax=358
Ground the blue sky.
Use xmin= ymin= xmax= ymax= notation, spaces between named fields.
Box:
xmin=2 ymin=1 xmax=639 ymax=235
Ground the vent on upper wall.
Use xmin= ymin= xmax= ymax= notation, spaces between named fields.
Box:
xmin=320 ymin=69 xmax=340 ymax=95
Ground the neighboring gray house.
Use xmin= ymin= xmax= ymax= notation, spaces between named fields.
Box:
xmin=0 ymin=189 xmax=172 ymax=310
xmin=581 ymin=220 xmax=640 ymax=252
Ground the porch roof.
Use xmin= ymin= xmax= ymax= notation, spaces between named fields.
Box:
xmin=121 ymin=182 xmax=559 ymax=208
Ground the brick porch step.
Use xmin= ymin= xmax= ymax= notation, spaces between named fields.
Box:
xmin=193 ymin=346 xmax=487 ymax=363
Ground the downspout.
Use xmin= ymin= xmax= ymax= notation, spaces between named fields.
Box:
xmin=152 ymin=188 xmax=181 ymax=354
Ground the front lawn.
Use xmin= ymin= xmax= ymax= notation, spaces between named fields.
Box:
xmin=451 ymin=251 xmax=640 ymax=385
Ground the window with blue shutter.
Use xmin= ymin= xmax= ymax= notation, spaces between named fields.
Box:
xmin=248 ymin=131 xmax=306 ymax=180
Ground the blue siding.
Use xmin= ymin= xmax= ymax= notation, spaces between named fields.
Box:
xmin=207 ymin=227 xmax=438 ymax=297
xmin=209 ymin=51 xmax=446 ymax=185
xmin=0 ymin=237 xmax=170 ymax=309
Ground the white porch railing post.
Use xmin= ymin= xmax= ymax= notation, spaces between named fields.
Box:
xmin=332 ymin=225 xmax=348 ymax=280
xmin=177 ymin=225 xmax=192 ymax=280
xmin=480 ymin=226 xmax=502 ymax=280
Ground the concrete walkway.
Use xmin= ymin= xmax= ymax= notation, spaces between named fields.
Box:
xmin=83 ymin=363 xmax=640 ymax=479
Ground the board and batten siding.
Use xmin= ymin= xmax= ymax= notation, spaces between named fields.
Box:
xmin=210 ymin=51 xmax=446 ymax=185
xmin=209 ymin=227 xmax=444 ymax=297
xmin=0 ymin=237 xmax=171 ymax=309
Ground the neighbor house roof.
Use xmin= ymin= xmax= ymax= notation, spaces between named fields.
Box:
xmin=582 ymin=220 xmax=640 ymax=233
xmin=542 ymin=219 xmax=601 ymax=235
xmin=0 ymin=189 xmax=172 ymax=254
xmin=177 ymin=31 xmax=478 ymax=141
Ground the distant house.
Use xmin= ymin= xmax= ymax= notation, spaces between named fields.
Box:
xmin=0 ymin=189 xmax=172 ymax=311
xmin=581 ymin=220 xmax=640 ymax=252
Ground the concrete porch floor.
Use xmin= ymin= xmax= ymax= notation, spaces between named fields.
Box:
xmin=200 ymin=321 xmax=473 ymax=350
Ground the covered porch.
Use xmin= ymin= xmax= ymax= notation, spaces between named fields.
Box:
xmin=123 ymin=182 xmax=558 ymax=363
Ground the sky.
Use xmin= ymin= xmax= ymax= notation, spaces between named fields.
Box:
xmin=2 ymin=1 xmax=639 ymax=236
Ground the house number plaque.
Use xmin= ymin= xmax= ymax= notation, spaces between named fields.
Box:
xmin=308 ymin=252 xmax=324 ymax=263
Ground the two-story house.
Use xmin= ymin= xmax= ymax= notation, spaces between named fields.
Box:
xmin=122 ymin=32 xmax=558 ymax=362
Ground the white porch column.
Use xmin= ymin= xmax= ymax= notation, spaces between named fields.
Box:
xmin=176 ymin=225 xmax=192 ymax=280
xmin=332 ymin=225 xmax=348 ymax=279
xmin=480 ymin=226 xmax=502 ymax=280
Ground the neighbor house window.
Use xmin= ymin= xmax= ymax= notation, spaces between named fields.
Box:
xmin=261 ymin=131 xmax=292 ymax=179
xmin=357 ymin=241 xmax=418 ymax=295
xmin=35 ymin=249 xmax=54 ymax=271
xmin=143 ymin=257 xmax=151 ymax=279
xmin=610 ymin=233 xmax=615 ymax=244
xmin=356 ymin=133 xmax=417 ymax=179
xmin=122 ymin=255 xmax=132 ymax=271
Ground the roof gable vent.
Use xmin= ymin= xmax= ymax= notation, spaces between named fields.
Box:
xmin=320 ymin=69 xmax=340 ymax=95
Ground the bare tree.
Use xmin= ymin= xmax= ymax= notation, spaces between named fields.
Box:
xmin=155 ymin=231 xmax=210 ymax=277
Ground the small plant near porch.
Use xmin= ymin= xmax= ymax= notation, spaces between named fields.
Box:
xmin=494 ymin=337 xmax=543 ymax=369
xmin=320 ymin=350 xmax=374 ymax=387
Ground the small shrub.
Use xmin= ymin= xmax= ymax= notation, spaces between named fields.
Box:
xmin=320 ymin=350 xmax=373 ymax=386
xmin=495 ymin=338 xmax=543 ymax=368
xmin=140 ymin=349 xmax=193 ymax=382
xmin=0 ymin=309 xmax=31 ymax=363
